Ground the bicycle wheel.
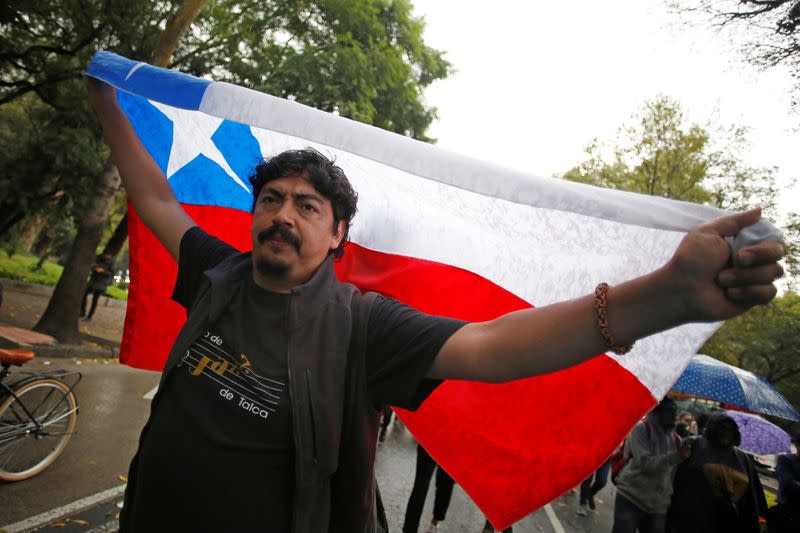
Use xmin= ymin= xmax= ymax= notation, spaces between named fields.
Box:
xmin=0 ymin=377 xmax=78 ymax=481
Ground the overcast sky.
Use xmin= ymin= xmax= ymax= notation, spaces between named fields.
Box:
xmin=411 ymin=0 xmax=799 ymax=221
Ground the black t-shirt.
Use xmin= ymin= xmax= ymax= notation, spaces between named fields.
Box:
xmin=126 ymin=227 xmax=465 ymax=532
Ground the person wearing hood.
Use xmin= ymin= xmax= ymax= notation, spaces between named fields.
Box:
xmin=612 ymin=397 xmax=690 ymax=533
xmin=668 ymin=412 xmax=767 ymax=533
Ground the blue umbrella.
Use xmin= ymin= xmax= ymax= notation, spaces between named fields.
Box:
xmin=673 ymin=354 xmax=800 ymax=422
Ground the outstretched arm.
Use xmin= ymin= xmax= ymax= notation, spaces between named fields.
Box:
xmin=88 ymin=78 xmax=195 ymax=261
xmin=429 ymin=209 xmax=785 ymax=382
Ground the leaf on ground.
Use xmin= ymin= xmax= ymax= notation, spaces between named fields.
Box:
xmin=67 ymin=519 xmax=90 ymax=525
xmin=557 ymin=502 xmax=568 ymax=507
xmin=47 ymin=523 xmax=66 ymax=528
xmin=118 ymin=474 xmax=128 ymax=482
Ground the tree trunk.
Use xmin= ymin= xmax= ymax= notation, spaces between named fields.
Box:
xmin=34 ymin=158 xmax=120 ymax=343
xmin=103 ymin=212 xmax=128 ymax=256
xmin=17 ymin=212 xmax=47 ymax=253
xmin=151 ymin=0 xmax=209 ymax=67
xmin=97 ymin=0 xmax=209 ymax=259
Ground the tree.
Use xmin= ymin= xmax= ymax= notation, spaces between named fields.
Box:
xmin=561 ymin=95 xmax=795 ymax=287
xmin=701 ymin=292 xmax=800 ymax=412
xmin=562 ymin=96 xmax=781 ymax=208
xmin=670 ymin=0 xmax=800 ymax=111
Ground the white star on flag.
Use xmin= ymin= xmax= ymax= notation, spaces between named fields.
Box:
xmin=151 ymin=101 xmax=250 ymax=192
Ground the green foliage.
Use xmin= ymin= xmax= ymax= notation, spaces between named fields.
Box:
xmin=701 ymin=293 xmax=800 ymax=413
xmin=174 ymin=0 xmax=451 ymax=141
xmin=106 ymin=285 xmax=129 ymax=300
xmin=0 ymin=93 xmax=107 ymax=239
xmin=0 ymin=251 xmax=63 ymax=286
xmin=562 ymin=96 xmax=778 ymax=209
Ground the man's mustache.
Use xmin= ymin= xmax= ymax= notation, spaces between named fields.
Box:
xmin=258 ymin=224 xmax=301 ymax=252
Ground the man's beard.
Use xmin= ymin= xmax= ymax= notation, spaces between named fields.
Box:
xmin=254 ymin=223 xmax=301 ymax=279
xmin=254 ymin=255 xmax=290 ymax=278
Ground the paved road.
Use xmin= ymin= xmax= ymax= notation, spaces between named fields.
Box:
xmin=0 ymin=358 xmax=617 ymax=533
xmin=0 ymin=359 xmax=159 ymax=530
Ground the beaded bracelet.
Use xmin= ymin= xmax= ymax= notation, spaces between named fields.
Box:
xmin=594 ymin=282 xmax=633 ymax=355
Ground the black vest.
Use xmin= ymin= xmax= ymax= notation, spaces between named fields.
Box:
xmin=121 ymin=254 xmax=386 ymax=533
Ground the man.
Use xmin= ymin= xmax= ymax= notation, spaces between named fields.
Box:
xmin=669 ymin=413 xmax=767 ymax=533
xmin=80 ymin=252 xmax=115 ymax=321
xmin=612 ymin=398 xmax=689 ymax=533
xmin=88 ymin=77 xmax=785 ymax=533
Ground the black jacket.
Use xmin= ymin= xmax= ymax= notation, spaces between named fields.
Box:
xmin=121 ymin=253 xmax=387 ymax=533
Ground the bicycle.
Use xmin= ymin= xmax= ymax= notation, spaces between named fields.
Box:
xmin=0 ymin=347 xmax=81 ymax=481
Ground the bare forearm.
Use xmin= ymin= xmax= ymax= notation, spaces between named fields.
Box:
xmin=431 ymin=265 xmax=688 ymax=382
xmin=91 ymin=85 xmax=194 ymax=259
xmin=96 ymin=103 xmax=173 ymax=206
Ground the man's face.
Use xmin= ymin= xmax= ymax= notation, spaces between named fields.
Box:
xmin=250 ymin=174 xmax=344 ymax=287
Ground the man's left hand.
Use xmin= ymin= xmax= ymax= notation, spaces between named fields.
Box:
xmin=667 ymin=208 xmax=785 ymax=323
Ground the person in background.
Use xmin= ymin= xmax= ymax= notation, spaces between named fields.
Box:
xmin=379 ymin=405 xmax=394 ymax=443
xmin=80 ymin=252 xmax=115 ymax=321
xmin=668 ymin=412 xmax=767 ymax=533
xmin=678 ymin=412 xmax=697 ymax=436
xmin=612 ymin=398 xmax=690 ymax=533
xmin=577 ymin=458 xmax=612 ymax=516
xmin=403 ymin=443 xmax=456 ymax=533
xmin=675 ymin=422 xmax=691 ymax=439
xmin=771 ymin=431 xmax=800 ymax=532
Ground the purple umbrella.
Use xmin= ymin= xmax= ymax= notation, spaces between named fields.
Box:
xmin=725 ymin=410 xmax=791 ymax=455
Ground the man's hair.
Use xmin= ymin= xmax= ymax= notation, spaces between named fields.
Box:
xmin=793 ymin=431 xmax=800 ymax=445
xmin=249 ymin=148 xmax=358 ymax=259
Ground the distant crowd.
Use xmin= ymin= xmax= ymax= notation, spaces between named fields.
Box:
xmin=388 ymin=397 xmax=800 ymax=533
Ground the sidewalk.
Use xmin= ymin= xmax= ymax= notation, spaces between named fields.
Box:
xmin=0 ymin=277 xmax=125 ymax=358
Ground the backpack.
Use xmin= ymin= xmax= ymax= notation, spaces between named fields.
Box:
xmin=610 ymin=419 xmax=680 ymax=484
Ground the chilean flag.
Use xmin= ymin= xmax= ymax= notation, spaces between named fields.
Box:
xmin=86 ymin=51 xmax=779 ymax=529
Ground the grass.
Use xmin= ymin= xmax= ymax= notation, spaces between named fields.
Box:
xmin=0 ymin=251 xmax=128 ymax=301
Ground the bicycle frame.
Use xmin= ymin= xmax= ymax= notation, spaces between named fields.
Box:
xmin=0 ymin=364 xmax=82 ymax=434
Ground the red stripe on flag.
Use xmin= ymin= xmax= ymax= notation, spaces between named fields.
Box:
xmin=398 ymin=359 xmax=653 ymax=529
xmin=121 ymin=204 xmax=252 ymax=370
xmin=335 ymin=243 xmax=531 ymax=321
